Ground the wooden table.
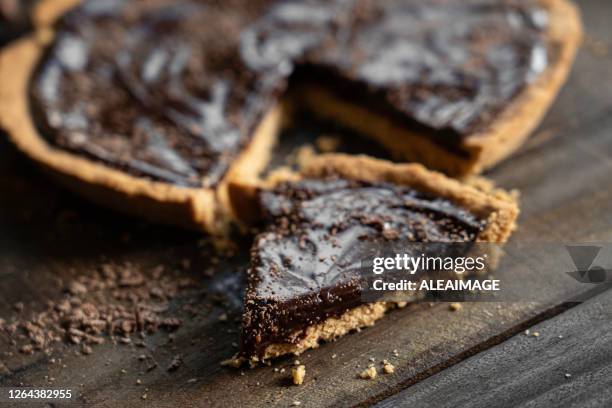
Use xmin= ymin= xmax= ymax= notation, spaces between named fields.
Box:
xmin=1 ymin=0 xmax=612 ymax=406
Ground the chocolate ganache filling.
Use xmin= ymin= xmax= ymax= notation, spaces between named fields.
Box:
xmin=31 ymin=0 xmax=549 ymax=187
xmin=242 ymin=178 xmax=486 ymax=357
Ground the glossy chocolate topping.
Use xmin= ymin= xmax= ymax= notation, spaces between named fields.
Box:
xmin=32 ymin=0 xmax=281 ymax=187
xmin=31 ymin=0 xmax=549 ymax=187
xmin=241 ymin=177 xmax=485 ymax=357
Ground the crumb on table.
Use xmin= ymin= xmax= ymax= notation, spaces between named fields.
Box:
xmin=292 ymin=365 xmax=306 ymax=385
xmin=359 ymin=366 xmax=377 ymax=380
xmin=449 ymin=303 xmax=462 ymax=311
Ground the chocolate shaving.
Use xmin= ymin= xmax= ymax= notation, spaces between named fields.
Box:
xmin=3 ymin=261 xmax=199 ymax=356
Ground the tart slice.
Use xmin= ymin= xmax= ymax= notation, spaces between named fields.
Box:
xmin=237 ymin=154 xmax=518 ymax=363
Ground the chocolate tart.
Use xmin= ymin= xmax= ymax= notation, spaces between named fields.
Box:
xmin=237 ymin=154 xmax=519 ymax=363
xmin=0 ymin=0 xmax=578 ymax=233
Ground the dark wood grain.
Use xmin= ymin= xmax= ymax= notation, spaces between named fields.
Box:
xmin=374 ymin=288 xmax=612 ymax=408
xmin=1 ymin=0 xmax=612 ymax=407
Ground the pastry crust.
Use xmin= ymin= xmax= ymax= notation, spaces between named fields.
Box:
xmin=0 ymin=0 xmax=284 ymax=234
xmin=297 ymin=0 xmax=582 ymax=176
xmin=225 ymin=303 xmax=398 ymax=366
xmin=259 ymin=302 xmax=394 ymax=361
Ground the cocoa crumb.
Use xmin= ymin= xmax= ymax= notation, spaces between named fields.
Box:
xmin=382 ymin=228 xmax=399 ymax=240
xmin=5 ymin=259 xmax=198 ymax=357
xmin=66 ymin=281 xmax=87 ymax=295
xmin=19 ymin=344 xmax=33 ymax=355
xmin=167 ymin=354 xmax=183 ymax=372
xmin=149 ymin=287 xmax=165 ymax=300
xmin=117 ymin=269 xmax=144 ymax=287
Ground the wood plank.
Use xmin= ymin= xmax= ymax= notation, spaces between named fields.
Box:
xmin=374 ymin=288 xmax=612 ymax=408
xmin=0 ymin=0 xmax=611 ymax=407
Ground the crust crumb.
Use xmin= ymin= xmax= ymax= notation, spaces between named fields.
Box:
xmin=449 ymin=302 xmax=462 ymax=311
xmin=36 ymin=27 xmax=54 ymax=45
xmin=359 ymin=366 xmax=377 ymax=380
xmin=291 ymin=365 xmax=306 ymax=385
xmin=295 ymin=144 xmax=317 ymax=168
xmin=263 ymin=166 xmax=300 ymax=186
xmin=584 ymin=34 xmax=608 ymax=57
xmin=315 ymin=135 xmax=340 ymax=152
xmin=383 ymin=363 xmax=395 ymax=374
xmin=220 ymin=355 xmax=244 ymax=368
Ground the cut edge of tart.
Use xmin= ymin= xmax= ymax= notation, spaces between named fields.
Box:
xmin=232 ymin=154 xmax=519 ymax=365
xmin=0 ymin=0 xmax=287 ymax=234
xmin=295 ymin=0 xmax=582 ymax=176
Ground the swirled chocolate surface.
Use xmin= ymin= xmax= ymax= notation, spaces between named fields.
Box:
xmin=241 ymin=177 xmax=485 ymax=357
xmin=32 ymin=0 xmax=549 ymax=187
